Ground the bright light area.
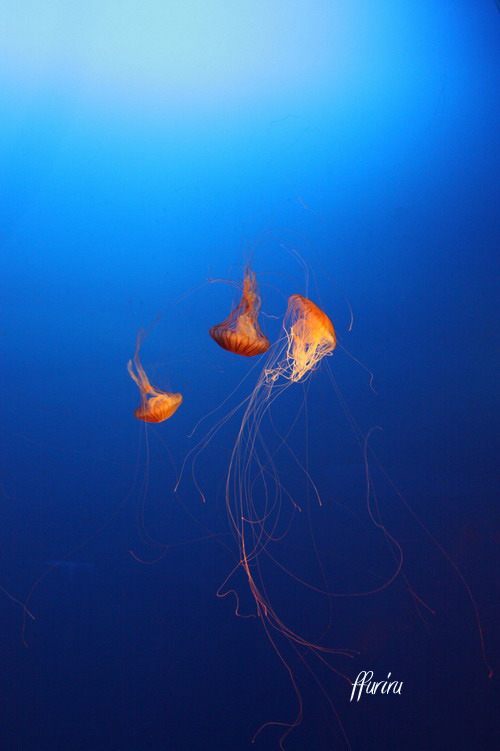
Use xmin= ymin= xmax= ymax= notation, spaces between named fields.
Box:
xmin=0 ymin=0 xmax=424 ymax=113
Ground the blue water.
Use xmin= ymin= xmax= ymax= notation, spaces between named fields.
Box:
xmin=1 ymin=2 xmax=498 ymax=749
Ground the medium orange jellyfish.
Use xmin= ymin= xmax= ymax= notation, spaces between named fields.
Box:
xmin=127 ymin=330 xmax=182 ymax=423
xmin=209 ymin=266 xmax=270 ymax=357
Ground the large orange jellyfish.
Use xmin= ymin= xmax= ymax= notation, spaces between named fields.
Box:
xmin=272 ymin=293 xmax=336 ymax=383
xmin=127 ymin=330 xmax=182 ymax=423
xmin=225 ymin=294 xmax=338 ymax=583
xmin=209 ymin=266 xmax=270 ymax=357
xmin=216 ymin=293 xmax=351 ymax=745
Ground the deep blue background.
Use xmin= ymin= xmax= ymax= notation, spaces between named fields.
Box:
xmin=1 ymin=2 xmax=498 ymax=749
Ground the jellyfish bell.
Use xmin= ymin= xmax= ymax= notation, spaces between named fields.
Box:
xmin=130 ymin=386 xmax=182 ymax=423
xmin=210 ymin=266 xmax=270 ymax=357
xmin=127 ymin=331 xmax=182 ymax=423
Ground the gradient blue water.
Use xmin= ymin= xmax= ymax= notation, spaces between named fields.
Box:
xmin=1 ymin=2 xmax=498 ymax=749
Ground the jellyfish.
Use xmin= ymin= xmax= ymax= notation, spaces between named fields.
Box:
xmin=225 ymin=295 xmax=338 ymax=583
xmin=209 ymin=266 xmax=270 ymax=357
xmin=275 ymin=293 xmax=336 ymax=383
xmin=214 ymin=293 xmax=350 ymax=743
xmin=127 ymin=330 xmax=182 ymax=423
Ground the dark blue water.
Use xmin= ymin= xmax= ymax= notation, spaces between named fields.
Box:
xmin=1 ymin=2 xmax=498 ymax=749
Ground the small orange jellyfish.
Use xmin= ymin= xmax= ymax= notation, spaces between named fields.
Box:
xmin=209 ymin=266 xmax=270 ymax=357
xmin=127 ymin=330 xmax=182 ymax=423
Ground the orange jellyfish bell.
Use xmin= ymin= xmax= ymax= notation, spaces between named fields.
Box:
xmin=210 ymin=266 xmax=270 ymax=357
xmin=284 ymin=294 xmax=336 ymax=382
xmin=127 ymin=330 xmax=182 ymax=423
